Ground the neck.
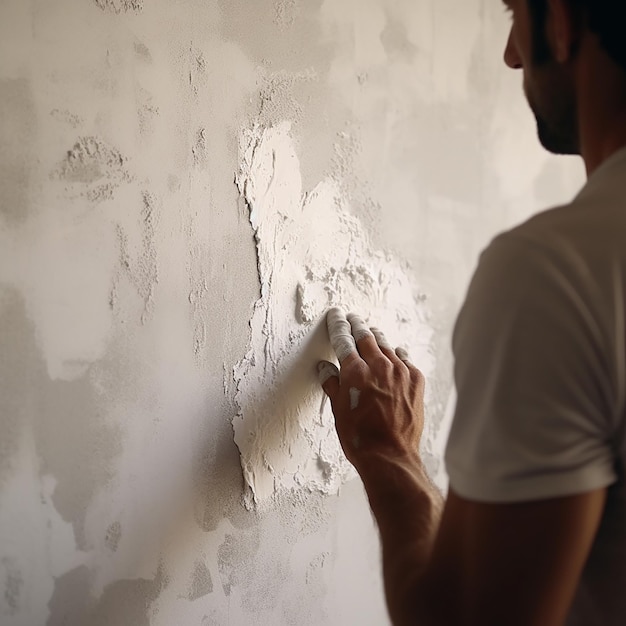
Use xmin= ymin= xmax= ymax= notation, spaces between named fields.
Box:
xmin=577 ymin=40 xmax=626 ymax=176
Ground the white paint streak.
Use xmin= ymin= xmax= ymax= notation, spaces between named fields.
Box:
xmin=349 ymin=388 xmax=361 ymax=410
xmin=232 ymin=121 xmax=435 ymax=508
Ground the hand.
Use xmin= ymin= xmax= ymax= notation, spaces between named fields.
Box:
xmin=318 ymin=308 xmax=426 ymax=471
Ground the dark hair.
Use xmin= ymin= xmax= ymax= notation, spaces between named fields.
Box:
xmin=527 ymin=0 xmax=626 ymax=71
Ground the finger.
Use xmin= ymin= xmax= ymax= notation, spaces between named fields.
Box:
xmin=318 ymin=361 xmax=340 ymax=398
xmin=395 ymin=347 xmax=425 ymax=386
xmin=395 ymin=347 xmax=411 ymax=363
xmin=326 ymin=307 xmax=358 ymax=363
xmin=370 ymin=326 xmax=393 ymax=350
xmin=370 ymin=327 xmax=403 ymax=364
xmin=346 ymin=312 xmax=381 ymax=363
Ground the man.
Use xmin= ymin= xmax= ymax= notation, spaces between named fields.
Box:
xmin=317 ymin=1 xmax=626 ymax=624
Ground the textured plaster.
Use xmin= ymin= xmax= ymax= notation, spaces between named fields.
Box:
xmin=0 ymin=0 xmax=584 ymax=624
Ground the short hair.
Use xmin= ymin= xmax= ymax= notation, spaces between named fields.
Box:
xmin=527 ymin=0 xmax=626 ymax=71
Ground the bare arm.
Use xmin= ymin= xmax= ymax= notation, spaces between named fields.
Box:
xmin=319 ymin=308 xmax=607 ymax=626
xmin=357 ymin=453 xmax=444 ymax=626
xmin=428 ymin=488 xmax=607 ymax=626
xmin=362 ymin=459 xmax=605 ymax=626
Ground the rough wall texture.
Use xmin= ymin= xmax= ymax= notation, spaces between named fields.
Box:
xmin=0 ymin=0 xmax=584 ymax=625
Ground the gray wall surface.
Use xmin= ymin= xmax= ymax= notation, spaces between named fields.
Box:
xmin=0 ymin=0 xmax=584 ymax=624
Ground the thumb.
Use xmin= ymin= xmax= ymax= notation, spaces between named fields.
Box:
xmin=318 ymin=361 xmax=340 ymax=399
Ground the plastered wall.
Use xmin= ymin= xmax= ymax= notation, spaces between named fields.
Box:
xmin=0 ymin=1 xmax=584 ymax=625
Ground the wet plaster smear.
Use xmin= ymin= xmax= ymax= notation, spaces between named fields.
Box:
xmin=233 ymin=122 xmax=434 ymax=508
xmin=0 ymin=0 xmax=585 ymax=625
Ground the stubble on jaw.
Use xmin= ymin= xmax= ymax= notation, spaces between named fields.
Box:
xmin=524 ymin=68 xmax=580 ymax=155
xmin=521 ymin=9 xmax=581 ymax=155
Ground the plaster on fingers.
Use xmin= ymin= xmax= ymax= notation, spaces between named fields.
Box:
xmin=370 ymin=327 xmax=393 ymax=351
xmin=349 ymin=387 xmax=361 ymax=410
xmin=317 ymin=361 xmax=340 ymax=385
xmin=326 ymin=307 xmax=357 ymax=362
xmin=395 ymin=347 xmax=411 ymax=363
xmin=346 ymin=312 xmax=374 ymax=342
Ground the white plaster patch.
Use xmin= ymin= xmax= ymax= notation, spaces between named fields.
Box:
xmin=53 ymin=136 xmax=133 ymax=205
xmin=349 ymin=388 xmax=361 ymax=410
xmin=232 ymin=121 xmax=434 ymax=509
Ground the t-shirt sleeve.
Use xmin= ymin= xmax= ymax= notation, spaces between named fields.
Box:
xmin=445 ymin=233 xmax=618 ymax=503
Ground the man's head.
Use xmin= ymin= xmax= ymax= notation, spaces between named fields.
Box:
xmin=503 ymin=0 xmax=626 ymax=156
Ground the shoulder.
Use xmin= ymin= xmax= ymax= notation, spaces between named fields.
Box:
xmin=482 ymin=202 xmax=584 ymax=267
xmin=447 ymin=212 xmax=620 ymax=505
xmin=461 ymin=210 xmax=575 ymax=317
xmin=487 ymin=179 xmax=626 ymax=274
xmin=453 ymin=201 xmax=611 ymax=364
xmin=472 ymin=198 xmax=608 ymax=302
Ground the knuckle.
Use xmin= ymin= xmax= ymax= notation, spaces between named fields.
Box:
xmin=407 ymin=362 xmax=423 ymax=378
xmin=396 ymin=365 xmax=411 ymax=382
xmin=375 ymin=358 xmax=394 ymax=377
xmin=341 ymin=360 xmax=368 ymax=383
xmin=411 ymin=368 xmax=426 ymax=388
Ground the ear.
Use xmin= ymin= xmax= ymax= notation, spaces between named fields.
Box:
xmin=547 ymin=0 xmax=581 ymax=63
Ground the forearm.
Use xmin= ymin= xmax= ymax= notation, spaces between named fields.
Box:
xmin=318 ymin=308 xmax=445 ymax=622
xmin=357 ymin=452 xmax=444 ymax=626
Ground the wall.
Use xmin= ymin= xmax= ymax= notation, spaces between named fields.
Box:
xmin=0 ymin=0 xmax=584 ymax=625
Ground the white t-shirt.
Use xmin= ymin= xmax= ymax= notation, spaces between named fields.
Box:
xmin=445 ymin=148 xmax=626 ymax=626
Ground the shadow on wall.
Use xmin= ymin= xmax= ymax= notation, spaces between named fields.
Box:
xmin=0 ymin=289 xmax=256 ymax=624
xmin=47 ymin=563 xmax=166 ymax=626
